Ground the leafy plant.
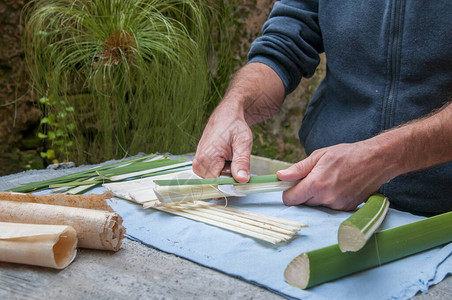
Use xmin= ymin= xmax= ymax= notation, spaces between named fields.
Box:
xmin=24 ymin=0 xmax=241 ymax=164
xmin=38 ymin=96 xmax=75 ymax=163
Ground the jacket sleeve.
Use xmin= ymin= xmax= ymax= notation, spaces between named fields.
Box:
xmin=248 ymin=0 xmax=323 ymax=94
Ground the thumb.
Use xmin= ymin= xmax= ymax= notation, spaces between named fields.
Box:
xmin=231 ymin=131 xmax=252 ymax=183
xmin=277 ymin=155 xmax=318 ymax=181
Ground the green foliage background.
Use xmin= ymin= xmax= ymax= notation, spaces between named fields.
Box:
xmin=24 ymin=0 xmax=243 ymax=164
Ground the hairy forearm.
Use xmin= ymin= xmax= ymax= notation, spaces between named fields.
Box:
xmin=219 ymin=62 xmax=285 ymax=125
xmin=277 ymin=101 xmax=452 ymax=211
xmin=372 ymin=102 xmax=452 ymax=179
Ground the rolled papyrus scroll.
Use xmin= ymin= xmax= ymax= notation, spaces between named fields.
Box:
xmin=0 ymin=192 xmax=114 ymax=211
xmin=0 ymin=222 xmax=77 ymax=269
xmin=0 ymin=201 xmax=125 ymax=251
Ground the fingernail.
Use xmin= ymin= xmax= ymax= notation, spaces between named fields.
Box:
xmin=277 ymin=169 xmax=289 ymax=175
xmin=237 ymin=170 xmax=249 ymax=179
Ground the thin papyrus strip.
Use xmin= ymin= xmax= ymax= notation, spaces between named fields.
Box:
xmin=0 ymin=192 xmax=114 ymax=212
xmin=0 ymin=201 xmax=125 ymax=251
xmin=0 ymin=222 xmax=77 ymax=269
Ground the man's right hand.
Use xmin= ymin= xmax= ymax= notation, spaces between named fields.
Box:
xmin=192 ymin=63 xmax=286 ymax=183
xmin=193 ymin=100 xmax=253 ymax=183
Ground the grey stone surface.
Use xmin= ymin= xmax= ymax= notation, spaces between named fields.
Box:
xmin=0 ymin=238 xmax=283 ymax=300
xmin=0 ymin=159 xmax=450 ymax=299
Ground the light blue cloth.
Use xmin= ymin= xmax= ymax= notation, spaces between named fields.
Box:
xmin=96 ymin=186 xmax=451 ymax=299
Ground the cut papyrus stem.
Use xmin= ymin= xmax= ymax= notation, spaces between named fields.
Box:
xmin=0 ymin=192 xmax=114 ymax=212
xmin=285 ymin=210 xmax=452 ymax=289
xmin=0 ymin=201 xmax=125 ymax=251
xmin=338 ymin=195 xmax=389 ymax=252
xmin=0 ymin=222 xmax=77 ymax=269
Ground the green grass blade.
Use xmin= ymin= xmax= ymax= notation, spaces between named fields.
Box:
xmin=7 ymin=153 xmax=158 ymax=192
xmin=49 ymin=180 xmax=102 ymax=188
xmin=97 ymin=158 xmax=187 ymax=178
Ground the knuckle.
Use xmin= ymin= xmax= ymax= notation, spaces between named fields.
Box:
xmin=293 ymin=161 xmax=305 ymax=174
xmin=311 ymin=149 xmax=320 ymax=156
xmin=233 ymin=155 xmax=250 ymax=165
xmin=211 ymin=157 xmax=226 ymax=167
xmin=329 ymin=202 xmax=347 ymax=211
xmin=194 ymin=155 xmax=207 ymax=168
xmin=233 ymin=133 xmax=253 ymax=147
xmin=282 ymin=191 xmax=297 ymax=206
xmin=309 ymin=180 xmax=326 ymax=192
xmin=311 ymin=149 xmax=323 ymax=157
xmin=323 ymin=196 xmax=337 ymax=206
xmin=192 ymin=162 xmax=204 ymax=177
xmin=286 ymin=183 xmax=315 ymax=206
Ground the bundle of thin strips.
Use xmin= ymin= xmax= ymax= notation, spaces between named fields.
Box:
xmin=158 ymin=201 xmax=306 ymax=244
xmin=104 ymin=172 xmax=307 ymax=244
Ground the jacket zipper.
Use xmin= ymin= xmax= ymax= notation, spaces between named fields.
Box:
xmin=384 ymin=0 xmax=403 ymax=129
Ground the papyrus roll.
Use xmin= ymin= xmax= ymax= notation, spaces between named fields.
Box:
xmin=0 ymin=222 xmax=77 ymax=269
xmin=0 ymin=201 xmax=125 ymax=251
xmin=0 ymin=192 xmax=114 ymax=211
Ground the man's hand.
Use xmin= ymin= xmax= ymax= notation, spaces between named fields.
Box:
xmin=193 ymin=63 xmax=285 ymax=183
xmin=193 ymin=101 xmax=253 ymax=182
xmin=277 ymin=141 xmax=395 ymax=211
xmin=277 ymin=102 xmax=452 ymax=211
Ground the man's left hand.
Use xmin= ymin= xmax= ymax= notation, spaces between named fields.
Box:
xmin=277 ymin=141 xmax=394 ymax=211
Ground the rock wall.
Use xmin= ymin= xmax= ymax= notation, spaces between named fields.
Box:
xmin=0 ymin=0 xmax=42 ymax=176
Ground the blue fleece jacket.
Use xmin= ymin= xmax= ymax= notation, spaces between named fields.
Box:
xmin=248 ymin=0 xmax=452 ymax=215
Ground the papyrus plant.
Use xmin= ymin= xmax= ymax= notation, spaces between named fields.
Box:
xmin=24 ymin=0 xmax=237 ymax=164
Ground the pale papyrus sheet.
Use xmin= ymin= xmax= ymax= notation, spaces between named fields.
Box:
xmin=0 ymin=222 xmax=77 ymax=269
